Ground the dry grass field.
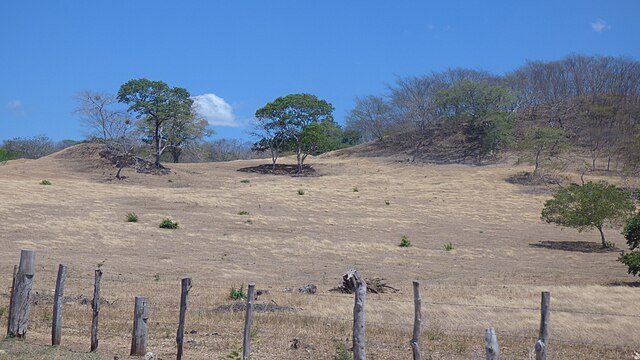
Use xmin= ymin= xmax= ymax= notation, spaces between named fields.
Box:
xmin=0 ymin=144 xmax=639 ymax=359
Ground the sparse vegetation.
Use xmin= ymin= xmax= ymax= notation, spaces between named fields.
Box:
xmin=219 ymin=347 xmax=242 ymax=360
xmin=126 ymin=212 xmax=138 ymax=222
xmin=153 ymin=273 xmax=160 ymax=282
xmin=40 ymin=179 xmax=52 ymax=185
xmin=385 ymin=200 xmax=390 ymax=205
xmin=240 ymin=179 xmax=250 ymax=184
xmin=333 ymin=340 xmax=353 ymax=360
xmin=238 ymin=210 xmax=250 ymax=215
xmin=352 ymin=187 xmax=359 ymax=192
xmin=297 ymin=189 xmax=305 ymax=195
xmin=444 ymin=242 xmax=454 ymax=251
xmin=399 ymin=235 xmax=411 ymax=247
xmin=159 ymin=218 xmax=179 ymax=229
xmin=229 ymin=284 xmax=245 ymax=300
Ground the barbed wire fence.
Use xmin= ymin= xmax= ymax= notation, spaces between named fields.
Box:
xmin=2 ymin=250 xmax=639 ymax=360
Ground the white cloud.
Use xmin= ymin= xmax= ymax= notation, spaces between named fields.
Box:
xmin=192 ymin=93 xmax=240 ymax=127
xmin=6 ymin=99 xmax=25 ymax=116
xmin=426 ymin=23 xmax=436 ymax=31
xmin=591 ymin=19 xmax=611 ymax=33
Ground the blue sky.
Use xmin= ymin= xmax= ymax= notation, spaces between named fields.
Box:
xmin=1 ymin=1 xmax=638 ymax=142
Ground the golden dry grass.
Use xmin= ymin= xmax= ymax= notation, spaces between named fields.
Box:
xmin=0 ymin=146 xmax=638 ymax=359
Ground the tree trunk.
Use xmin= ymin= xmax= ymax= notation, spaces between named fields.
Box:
xmin=597 ymin=225 xmax=607 ymax=248
xmin=533 ymin=151 xmax=541 ymax=176
xmin=171 ymin=148 xmax=181 ymax=163
xmin=154 ymin=122 xmax=161 ymax=168
xmin=296 ymin=147 xmax=303 ymax=174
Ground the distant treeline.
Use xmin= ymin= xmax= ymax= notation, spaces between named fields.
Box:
xmin=345 ymin=54 xmax=640 ymax=169
xmin=0 ymin=135 xmax=260 ymax=163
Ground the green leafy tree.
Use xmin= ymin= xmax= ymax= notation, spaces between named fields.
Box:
xmin=436 ymin=80 xmax=515 ymax=162
xmin=255 ymin=93 xmax=334 ymax=173
xmin=541 ymin=181 xmax=635 ymax=247
xmin=619 ymin=214 xmax=640 ymax=276
xmin=519 ymin=127 xmax=570 ymax=176
xmin=163 ymin=112 xmax=213 ymax=163
xmin=117 ymin=78 xmax=193 ymax=167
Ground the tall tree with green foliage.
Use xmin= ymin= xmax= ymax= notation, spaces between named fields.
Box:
xmin=255 ymin=93 xmax=334 ymax=173
xmin=435 ymin=80 xmax=515 ymax=162
xmin=541 ymin=181 xmax=635 ymax=247
xmin=519 ymin=127 xmax=570 ymax=176
xmin=619 ymin=213 xmax=640 ymax=276
xmin=117 ymin=78 xmax=194 ymax=167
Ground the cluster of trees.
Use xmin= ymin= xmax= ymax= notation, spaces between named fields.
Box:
xmin=252 ymin=93 xmax=357 ymax=173
xmin=76 ymin=79 xmax=212 ymax=168
xmin=346 ymin=54 xmax=640 ymax=171
xmin=0 ymin=135 xmax=80 ymax=161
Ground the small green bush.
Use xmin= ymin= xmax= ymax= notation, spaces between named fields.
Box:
xmin=444 ymin=242 xmax=454 ymax=251
xmin=238 ymin=210 xmax=250 ymax=215
xmin=219 ymin=347 xmax=242 ymax=360
xmin=385 ymin=200 xmax=390 ymax=205
xmin=399 ymin=235 xmax=411 ymax=247
xmin=126 ymin=212 xmax=138 ymax=223
xmin=153 ymin=273 xmax=160 ymax=282
xmin=229 ymin=284 xmax=245 ymax=300
xmin=297 ymin=189 xmax=305 ymax=195
xmin=352 ymin=187 xmax=359 ymax=192
xmin=334 ymin=340 xmax=353 ymax=360
xmin=240 ymin=179 xmax=250 ymax=184
xmin=159 ymin=218 xmax=179 ymax=229
xmin=40 ymin=179 xmax=52 ymax=185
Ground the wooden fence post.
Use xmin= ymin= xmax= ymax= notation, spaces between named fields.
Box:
xmin=91 ymin=268 xmax=103 ymax=352
xmin=410 ymin=280 xmax=422 ymax=360
xmin=130 ymin=296 xmax=149 ymax=356
xmin=5 ymin=264 xmax=17 ymax=336
xmin=485 ymin=327 xmax=500 ymax=360
xmin=51 ymin=264 xmax=67 ymax=345
xmin=243 ymin=283 xmax=256 ymax=360
xmin=176 ymin=278 xmax=192 ymax=360
xmin=7 ymin=250 xmax=36 ymax=338
xmin=352 ymin=272 xmax=366 ymax=360
xmin=535 ymin=291 xmax=550 ymax=360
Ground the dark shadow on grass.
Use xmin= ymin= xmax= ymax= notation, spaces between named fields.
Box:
xmin=237 ymin=163 xmax=317 ymax=176
xmin=529 ymin=241 xmax=620 ymax=253
xmin=608 ymin=280 xmax=640 ymax=287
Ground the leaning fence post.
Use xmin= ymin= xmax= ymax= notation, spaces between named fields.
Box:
xmin=176 ymin=278 xmax=192 ymax=360
xmin=90 ymin=268 xmax=103 ymax=352
xmin=410 ymin=280 xmax=422 ymax=360
xmin=485 ymin=327 xmax=500 ymax=360
xmin=131 ymin=296 xmax=149 ymax=356
xmin=243 ymin=283 xmax=256 ymax=360
xmin=535 ymin=291 xmax=551 ymax=360
xmin=352 ymin=272 xmax=366 ymax=360
xmin=5 ymin=264 xmax=17 ymax=336
xmin=7 ymin=249 xmax=36 ymax=338
xmin=51 ymin=264 xmax=67 ymax=345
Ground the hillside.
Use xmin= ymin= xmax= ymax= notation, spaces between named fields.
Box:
xmin=0 ymin=147 xmax=638 ymax=359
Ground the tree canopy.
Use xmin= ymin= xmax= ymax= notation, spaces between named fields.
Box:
xmin=117 ymin=78 xmax=195 ymax=167
xmin=541 ymin=181 xmax=635 ymax=247
xmin=254 ymin=93 xmax=335 ymax=173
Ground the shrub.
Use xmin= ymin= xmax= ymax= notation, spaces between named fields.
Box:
xmin=297 ymin=189 xmax=305 ymax=195
xmin=159 ymin=218 xmax=179 ymax=229
xmin=40 ymin=179 xmax=52 ymax=185
xmin=229 ymin=284 xmax=245 ymax=300
xmin=240 ymin=179 xmax=250 ymax=184
xmin=238 ymin=211 xmax=250 ymax=215
xmin=385 ymin=200 xmax=390 ymax=205
xmin=153 ymin=273 xmax=160 ymax=282
xmin=619 ymin=213 xmax=640 ymax=276
xmin=399 ymin=235 xmax=411 ymax=247
xmin=352 ymin=187 xmax=359 ymax=192
xmin=219 ymin=347 xmax=242 ymax=360
xmin=126 ymin=212 xmax=138 ymax=223
xmin=444 ymin=242 xmax=454 ymax=251
xmin=623 ymin=213 xmax=640 ymax=250
xmin=334 ymin=340 xmax=353 ymax=360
